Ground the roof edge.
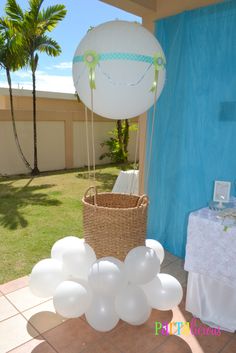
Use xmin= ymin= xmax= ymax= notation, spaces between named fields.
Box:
xmin=0 ymin=87 xmax=76 ymax=100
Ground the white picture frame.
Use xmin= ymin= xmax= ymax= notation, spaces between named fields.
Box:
xmin=213 ymin=181 xmax=231 ymax=203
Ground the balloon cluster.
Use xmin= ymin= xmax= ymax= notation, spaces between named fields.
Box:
xmin=29 ymin=236 xmax=183 ymax=332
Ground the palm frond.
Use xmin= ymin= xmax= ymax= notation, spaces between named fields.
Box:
xmin=5 ymin=0 xmax=24 ymax=22
xmin=34 ymin=35 xmax=61 ymax=57
xmin=0 ymin=16 xmax=26 ymax=71
xmin=28 ymin=0 xmax=44 ymax=19
xmin=38 ymin=5 xmax=66 ymax=32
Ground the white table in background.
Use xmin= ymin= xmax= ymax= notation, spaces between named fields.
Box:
xmin=184 ymin=206 xmax=236 ymax=332
xmin=112 ymin=170 xmax=139 ymax=194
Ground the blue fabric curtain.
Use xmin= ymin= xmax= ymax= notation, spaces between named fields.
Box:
xmin=146 ymin=1 xmax=236 ymax=258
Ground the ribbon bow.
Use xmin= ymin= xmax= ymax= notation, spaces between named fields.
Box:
xmin=150 ymin=53 xmax=166 ymax=93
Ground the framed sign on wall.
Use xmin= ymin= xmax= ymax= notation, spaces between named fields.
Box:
xmin=213 ymin=181 xmax=231 ymax=203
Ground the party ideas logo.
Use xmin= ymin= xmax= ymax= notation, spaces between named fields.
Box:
xmin=155 ymin=318 xmax=221 ymax=336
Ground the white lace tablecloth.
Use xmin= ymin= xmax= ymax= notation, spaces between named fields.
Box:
xmin=184 ymin=207 xmax=236 ymax=288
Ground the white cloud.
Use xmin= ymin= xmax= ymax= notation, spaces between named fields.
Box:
xmin=35 ymin=73 xmax=74 ymax=92
xmin=13 ymin=71 xmax=31 ymax=79
xmin=52 ymin=62 xmax=72 ymax=70
xmin=0 ymin=72 xmax=75 ymax=93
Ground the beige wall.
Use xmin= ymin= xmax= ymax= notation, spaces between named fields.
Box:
xmin=73 ymin=121 xmax=137 ymax=168
xmin=0 ymin=121 xmax=65 ymax=175
xmin=0 ymin=88 xmax=138 ymax=176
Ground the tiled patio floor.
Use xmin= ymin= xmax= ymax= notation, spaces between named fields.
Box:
xmin=0 ymin=252 xmax=235 ymax=353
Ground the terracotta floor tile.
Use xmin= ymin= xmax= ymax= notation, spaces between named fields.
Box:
xmin=220 ymin=337 xmax=236 ymax=353
xmin=6 ymin=287 xmax=49 ymax=312
xmin=178 ymin=319 xmax=232 ymax=353
xmin=23 ymin=300 xmax=66 ymax=334
xmin=7 ymin=336 xmax=55 ymax=353
xmin=106 ymin=322 xmax=168 ymax=353
xmin=0 ymin=276 xmax=29 ymax=295
xmin=81 ymin=338 xmax=122 ymax=353
xmin=0 ymin=314 xmax=38 ymax=353
xmin=146 ymin=308 xmax=173 ymax=330
xmin=161 ymin=260 xmax=188 ymax=286
xmin=172 ymin=305 xmax=193 ymax=326
xmin=225 ymin=330 xmax=236 ymax=338
xmin=42 ymin=318 xmax=101 ymax=353
xmin=0 ymin=296 xmax=18 ymax=321
xmin=161 ymin=252 xmax=179 ymax=269
xmin=150 ymin=335 xmax=192 ymax=353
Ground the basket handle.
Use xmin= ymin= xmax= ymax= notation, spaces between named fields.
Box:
xmin=136 ymin=194 xmax=149 ymax=207
xmin=84 ymin=186 xmax=98 ymax=206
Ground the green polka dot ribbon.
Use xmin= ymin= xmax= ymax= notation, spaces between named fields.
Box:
xmin=73 ymin=51 xmax=165 ymax=91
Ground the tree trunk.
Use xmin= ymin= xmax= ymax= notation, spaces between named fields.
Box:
xmin=117 ymin=120 xmax=123 ymax=146
xmin=123 ymin=119 xmax=129 ymax=156
xmin=31 ymin=69 xmax=39 ymax=175
xmin=6 ymin=68 xmax=32 ymax=171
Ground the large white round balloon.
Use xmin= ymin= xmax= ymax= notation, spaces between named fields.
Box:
xmin=88 ymin=257 xmax=126 ymax=296
xmin=51 ymin=236 xmax=83 ymax=261
xmin=73 ymin=20 xmax=166 ymax=120
xmin=29 ymin=258 xmax=66 ymax=298
xmin=85 ymin=295 xmax=119 ymax=332
xmin=146 ymin=239 xmax=165 ymax=264
xmin=124 ymin=246 xmax=160 ymax=285
xmin=62 ymin=242 xmax=96 ymax=280
xmin=115 ymin=284 xmax=151 ymax=325
xmin=53 ymin=280 xmax=91 ymax=318
xmin=153 ymin=274 xmax=183 ymax=311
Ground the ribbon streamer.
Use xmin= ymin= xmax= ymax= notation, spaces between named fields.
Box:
xmin=150 ymin=53 xmax=166 ymax=93
xmin=83 ymin=50 xmax=100 ymax=89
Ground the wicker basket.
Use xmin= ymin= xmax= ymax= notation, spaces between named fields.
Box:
xmin=82 ymin=186 xmax=149 ymax=260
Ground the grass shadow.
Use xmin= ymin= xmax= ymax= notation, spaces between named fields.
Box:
xmin=76 ymin=163 xmax=135 ymax=191
xmin=0 ymin=179 xmax=61 ymax=230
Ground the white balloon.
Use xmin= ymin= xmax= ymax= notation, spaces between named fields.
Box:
xmin=153 ymin=274 xmax=183 ymax=311
xmin=85 ymin=295 xmax=119 ymax=332
xmin=51 ymin=236 xmax=83 ymax=261
xmin=115 ymin=284 xmax=150 ymax=325
xmin=129 ymin=306 xmax=152 ymax=326
xmin=141 ymin=276 xmax=162 ymax=308
xmin=53 ymin=280 xmax=91 ymax=318
xmin=62 ymin=242 xmax=96 ymax=280
xmin=88 ymin=257 xmax=126 ymax=296
xmin=145 ymin=239 xmax=165 ymax=264
xmin=29 ymin=258 xmax=66 ymax=298
xmin=73 ymin=20 xmax=166 ymax=120
xmin=124 ymin=246 xmax=160 ymax=285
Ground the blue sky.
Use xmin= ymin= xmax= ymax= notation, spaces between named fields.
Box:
xmin=0 ymin=0 xmax=140 ymax=92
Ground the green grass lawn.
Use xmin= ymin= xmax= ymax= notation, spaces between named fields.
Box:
xmin=0 ymin=164 xmax=124 ymax=284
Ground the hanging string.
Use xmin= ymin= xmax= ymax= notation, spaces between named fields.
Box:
xmin=90 ymin=88 xmax=96 ymax=182
xmin=97 ymin=62 xmax=153 ymax=87
xmin=129 ymin=121 xmax=140 ymax=195
xmin=84 ymin=106 xmax=91 ymax=179
xmin=145 ymin=73 xmax=159 ymax=194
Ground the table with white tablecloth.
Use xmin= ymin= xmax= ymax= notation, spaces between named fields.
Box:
xmin=184 ymin=207 xmax=236 ymax=332
xmin=112 ymin=170 xmax=139 ymax=194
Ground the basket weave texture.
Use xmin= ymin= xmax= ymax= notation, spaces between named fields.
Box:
xmin=82 ymin=186 xmax=148 ymax=261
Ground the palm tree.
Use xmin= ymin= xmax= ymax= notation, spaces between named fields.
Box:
xmin=0 ymin=18 xmax=32 ymax=171
xmin=6 ymin=0 xmax=66 ymax=175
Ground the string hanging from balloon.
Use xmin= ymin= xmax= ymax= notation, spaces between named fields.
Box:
xmin=84 ymin=106 xmax=91 ymax=180
xmin=77 ymin=50 xmax=165 ymax=192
